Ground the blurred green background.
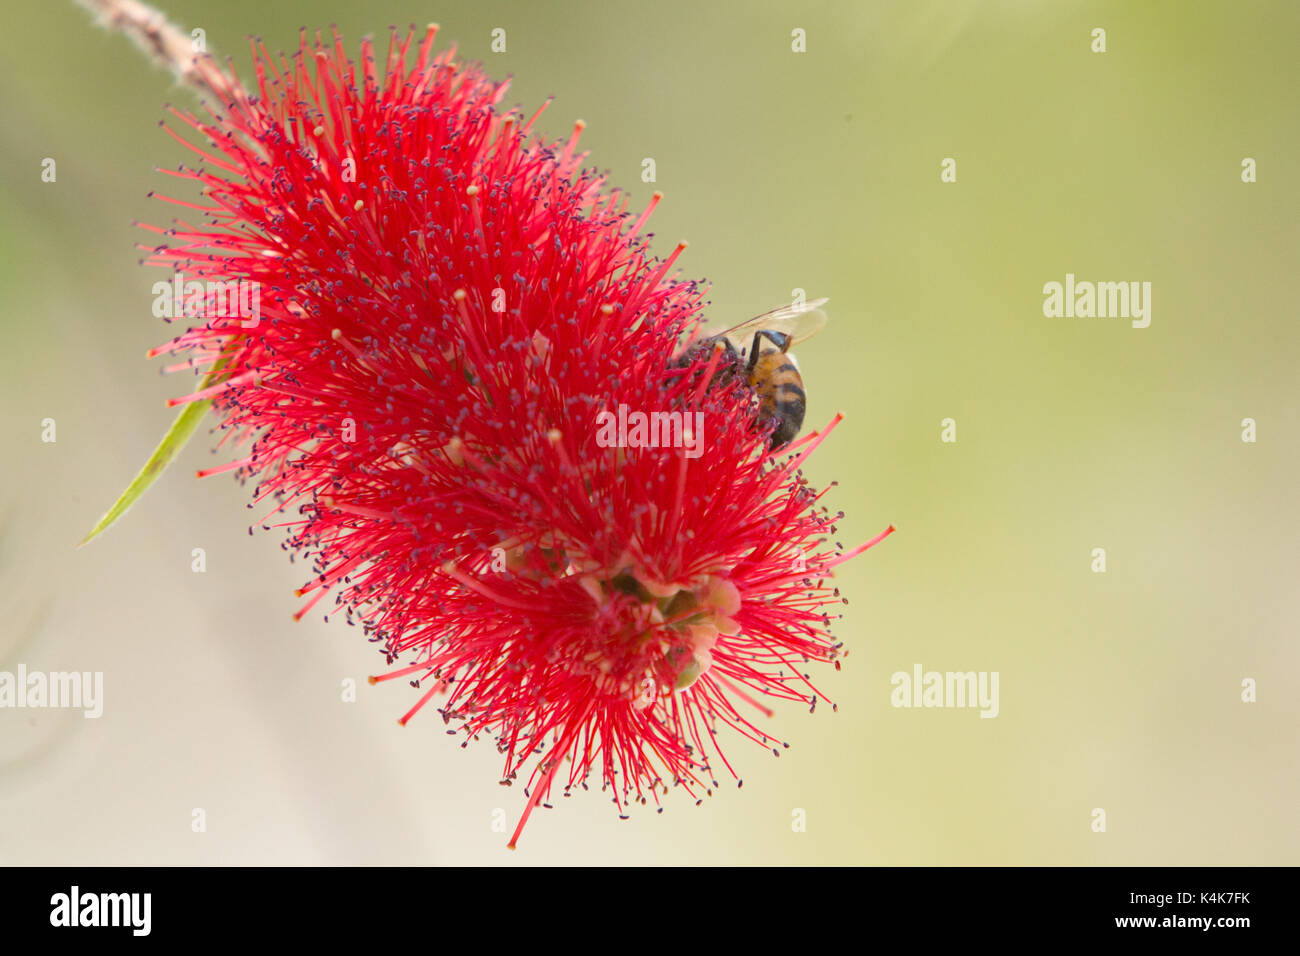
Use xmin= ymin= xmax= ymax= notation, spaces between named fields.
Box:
xmin=1 ymin=0 xmax=1296 ymax=865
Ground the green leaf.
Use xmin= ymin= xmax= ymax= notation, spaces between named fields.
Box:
xmin=79 ymin=360 xmax=228 ymax=548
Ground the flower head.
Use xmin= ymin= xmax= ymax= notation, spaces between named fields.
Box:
xmin=142 ymin=26 xmax=891 ymax=847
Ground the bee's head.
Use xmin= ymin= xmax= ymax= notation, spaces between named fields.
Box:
xmin=698 ymin=335 xmax=740 ymax=368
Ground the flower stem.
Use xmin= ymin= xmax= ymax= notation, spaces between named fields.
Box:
xmin=73 ymin=0 xmax=238 ymax=104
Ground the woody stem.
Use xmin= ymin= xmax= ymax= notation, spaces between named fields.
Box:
xmin=73 ymin=0 xmax=238 ymax=104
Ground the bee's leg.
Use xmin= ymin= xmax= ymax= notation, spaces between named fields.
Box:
xmin=748 ymin=330 xmax=793 ymax=372
xmin=761 ymin=330 xmax=792 ymax=353
xmin=746 ymin=331 xmax=764 ymax=373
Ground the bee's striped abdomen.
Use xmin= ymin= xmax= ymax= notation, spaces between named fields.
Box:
xmin=749 ymin=354 xmax=806 ymax=448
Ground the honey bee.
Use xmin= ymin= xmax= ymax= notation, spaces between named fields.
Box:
xmin=673 ymin=297 xmax=829 ymax=448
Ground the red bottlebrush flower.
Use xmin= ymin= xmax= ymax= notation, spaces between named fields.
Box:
xmin=136 ymin=25 xmax=892 ymax=848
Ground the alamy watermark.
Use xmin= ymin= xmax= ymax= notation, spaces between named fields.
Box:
xmin=152 ymin=271 xmax=260 ymax=328
xmin=595 ymin=404 xmax=704 ymax=459
xmin=890 ymin=663 xmax=999 ymax=718
xmin=50 ymin=886 xmax=150 ymax=936
xmin=1042 ymin=273 xmax=1151 ymax=328
xmin=0 ymin=664 xmax=103 ymax=718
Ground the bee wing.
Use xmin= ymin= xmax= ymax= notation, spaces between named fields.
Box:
xmin=710 ymin=297 xmax=829 ymax=351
